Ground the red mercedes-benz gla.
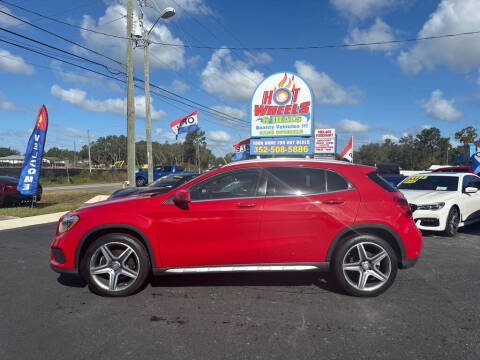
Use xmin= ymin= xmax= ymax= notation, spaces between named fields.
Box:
xmin=51 ymin=159 xmax=422 ymax=297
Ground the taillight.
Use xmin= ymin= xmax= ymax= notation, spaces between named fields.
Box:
xmin=394 ymin=193 xmax=412 ymax=218
xmin=5 ymin=185 xmax=16 ymax=191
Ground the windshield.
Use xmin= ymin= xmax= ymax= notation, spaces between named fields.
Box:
xmin=148 ymin=174 xmax=197 ymax=188
xmin=398 ymin=175 xmax=458 ymax=191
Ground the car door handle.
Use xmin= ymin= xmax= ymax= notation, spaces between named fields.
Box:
xmin=324 ymin=199 xmax=344 ymax=205
xmin=236 ymin=203 xmax=256 ymax=208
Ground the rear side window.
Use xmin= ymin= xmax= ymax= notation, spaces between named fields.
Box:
xmin=176 ymin=166 xmax=184 ymax=172
xmin=367 ymin=171 xmax=398 ymax=192
xmin=265 ymin=167 xmax=326 ymax=196
xmin=326 ymin=170 xmax=350 ymax=192
xmin=163 ymin=166 xmax=172 ymax=172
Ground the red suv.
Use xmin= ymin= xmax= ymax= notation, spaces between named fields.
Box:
xmin=50 ymin=159 xmax=422 ymax=297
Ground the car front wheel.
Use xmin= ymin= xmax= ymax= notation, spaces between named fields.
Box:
xmin=83 ymin=233 xmax=151 ymax=296
xmin=333 ymin=235 xmax=398 ymax=297
xmin=443 ymin=207 xmax=459 ymax=237
xmin=136 ymin=177 xmax=146 ymax=187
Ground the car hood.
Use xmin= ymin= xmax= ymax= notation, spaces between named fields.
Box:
xmin=400 ymin=190 xmax=458 ymax=204
xmin=78 ymin=188 xmax=172 ymax=210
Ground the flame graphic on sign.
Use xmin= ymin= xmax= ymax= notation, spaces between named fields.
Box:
xmin=277 ymin=73 xmax=295 ymax=89
xmin=36 ymin=114 xmax=43 ymax=127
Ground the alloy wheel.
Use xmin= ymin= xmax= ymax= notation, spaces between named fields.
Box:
xmin=342 ymin=242 xmax=392 ymax=292
xmin=89 ymin=242 xmax=140 ymax=292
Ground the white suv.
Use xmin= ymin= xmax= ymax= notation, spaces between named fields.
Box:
xmin=398 ymin=173 xmax=480 ymax=236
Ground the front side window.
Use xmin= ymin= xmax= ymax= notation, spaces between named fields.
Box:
xmin=163 ymin=166 xmax=172 ymax=172
xmin=265 ymin=167 xmax=327 ymax=196
xmin=188 ymin=168 xmax=261 ymax=201
xmin=462 ymin=175 xmax=480 ymax=190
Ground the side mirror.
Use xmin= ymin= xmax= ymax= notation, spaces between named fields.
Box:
xmin=465 ymin=187 xmax=478 ymax=194
xmin=174 ymin=189 xmax=191 ymax=208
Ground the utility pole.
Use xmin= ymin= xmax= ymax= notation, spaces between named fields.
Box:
xmin=87 ymin=129 xmax=92 ymax=173
xmin=135 ymin=1 xmax=175 ymax=184
xmin=136 ymin=2 xmax=153 ymax=184
xmin=126 ymin=0 xmax=136 ymax=187
xmin=73 ymin=138 xmax=76 ymax=167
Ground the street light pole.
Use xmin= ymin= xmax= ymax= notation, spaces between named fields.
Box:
xmin=126 ymin=0 xmax=136 ymax=187
xmin=136 ymin=1 xmax=175 ymax=185
xmin=142 ymin=21 xmax=153 ymax=184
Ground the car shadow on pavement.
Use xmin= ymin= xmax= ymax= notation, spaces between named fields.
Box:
xmin=57 ymin=274 xmax=87 ymax=288
xmin=150 ymin=272 xmax=344 ymax=295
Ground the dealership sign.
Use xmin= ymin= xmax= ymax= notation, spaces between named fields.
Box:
xmin=314 ymin=128 xmax=336 ymax=156
xmin=250 ymin=137 xmax=312 ymax=156
xmin=251 ymin=72 xmax=313 ymax=138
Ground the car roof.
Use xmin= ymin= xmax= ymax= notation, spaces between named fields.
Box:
xmin=0 ymin=176 xmax=18 ymax=183
xmin=223 ymin=158 xmax=354 ymax=168
xmin=408 ymin=172 xmax=471 ymax=177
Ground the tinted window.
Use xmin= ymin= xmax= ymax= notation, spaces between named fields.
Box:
xmin=369 ymin=172 xmax=398 ymax=192
xmin=462 ymin=175 xmax=480 ymax=189
xmin=398 ymin=176 xmax=458 ymax=191
xmin=265 ymin=167 xmax=326 ymax=196
xmin=326 ymin=170 xmax=350 ymax=192
xmin=189 ymin=168 xmax=261 ymax=201
xmin=163 ymin=166 xmax=172 ymax=172
xmin=176 ymin=166 xmax=184 ymax=172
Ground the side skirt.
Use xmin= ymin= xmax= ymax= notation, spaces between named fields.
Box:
xmin=152 ymin=262 xmax=329 ymax=276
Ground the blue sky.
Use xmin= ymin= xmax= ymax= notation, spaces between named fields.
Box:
xmin=1 ymin=0 xmax=480 ymax=154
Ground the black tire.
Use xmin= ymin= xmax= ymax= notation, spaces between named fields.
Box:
xmin=82 ymin=233 xmax=151 ymax=297
xmin=443 ymin=207 xmax=460 ymax=237
xmin=136 ymin=176 xmax=146 ymax=187
xmin=332 ymin=234 xmax=398 ymax=297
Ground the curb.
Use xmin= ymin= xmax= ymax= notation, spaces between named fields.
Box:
xmin=0 ymin=211 xmax=67 ymax=231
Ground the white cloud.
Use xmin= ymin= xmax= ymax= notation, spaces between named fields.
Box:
xmin=201 ymin=48 xmax=264 ymax=101
xmin=207 ymin=130 xmax=233 ymax=144
xmin=420 ymin=89 xmax=463 ymax=121
xmin=330 ymin=0 xmax=393 ymax=19
xmin=154 ymin=127 xmax=176 ymax=141
xmin=0 ymin=92 xmax=22 ymax=112
xmin=0 ymin=5 xmax=25 ymax=27
xmin=170 ymin=79 xmax=190 ymax=94
xmin=211 ymin=105 xmax=246 ymax=120
xmin=382 ymin=134 xmax=399 ymax=142
xmin=50 ymin=84 xmax=166 ymax=121
xmin=148 ymin=0 xmax=211 ymax=17
xmin=345 ymin=18 xmax=396 ymax=51
xmin=398 ymin=0 xmax=480 ymax=74
xmin=294 ymin=61 xmax=360 ymax=105
xmin=79 ymin=4 xmax=185 ymax=71
xmin=244 ymin=51 xmax=273 ymax=65
xmin=338 ymin=118 xmax=370 ymax=132
xmin=0 ymin=48 xmax=34 ymax=74
xmin=50 ymin=60 xmax=122 ymax=92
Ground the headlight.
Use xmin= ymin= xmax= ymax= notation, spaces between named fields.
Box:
xmin=58 ymin=215 xmax=79 ymax=234
xmin=417 ymin=202 xmax=445 ymax=210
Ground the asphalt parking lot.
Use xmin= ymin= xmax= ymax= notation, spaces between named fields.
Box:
xmin=1 ymin=223 xmax=479 ymax=360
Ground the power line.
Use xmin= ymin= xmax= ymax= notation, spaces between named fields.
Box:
xmin=0 ymin=13 xmax=248 ymax=125
xmin=0 ymin=8 xmax=125 ymax=68
xmin=0 ymin=25 xmax=123 ymax=75
xmin=3 ymin=1 xmax=480 ymax=51
xmin=0 ymin=36 xmax=248 ymax=132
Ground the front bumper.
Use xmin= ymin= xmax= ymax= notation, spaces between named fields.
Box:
xmin=412 ymin=207 xmax=449 ymax=232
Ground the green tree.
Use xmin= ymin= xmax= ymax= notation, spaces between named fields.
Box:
xmin=0 ymin=147 xmax=20 ymax=157
xmin=455 ymin=126 xmax=477 ymax=146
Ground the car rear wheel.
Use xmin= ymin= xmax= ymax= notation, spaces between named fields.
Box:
xmin=333 ymin=235 xmax=398 ymax=297
xmin=136 ymin=177 xmax=146 ymax=187
xmin=443 ymin=207 xmax=459 ymax=237
xmin=83 ymin=233 xmax=150 ymax=297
